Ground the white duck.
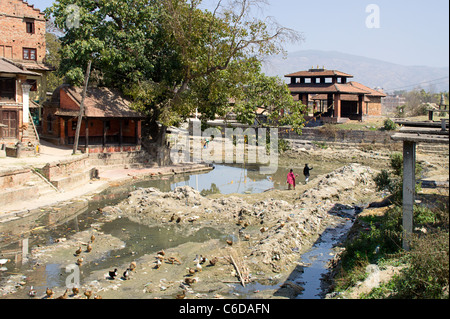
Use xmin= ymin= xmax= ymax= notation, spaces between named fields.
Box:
xmin=0 ymin=259 xmax=10 ymax=271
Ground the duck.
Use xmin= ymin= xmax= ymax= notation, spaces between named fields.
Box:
xmin=188 ymin=267 xmax=196 ymax=275
xmin=196 ymin=262 xmax=202 ymax=272
xmin=157 ymin=249 xmax=165 ymax=256
xmin=243 ymin=221 xmax=250 ymax=228
xmin=209 ymin=257 xmax=218 ymax=266
xmin=76 ymin=256 xmax=84 ymax=266
xmin=170 ymin=214 xmax=176 ymax=222
xmin=86 ymin=242 xmax=92 ymax=253
xmin=84 ymin=290 xmax=93 ymax=299
xmin=123 ymin=268 xmax=131 ymax=280
xmin=109 ymin=268 xmax=118 ymax=279
xmin=168 ymin=256 xmax=181 ymax=265
xmin=28 ymin=286 xmax=37 ymax=297
xmin=0 ymin=259 xmax=10 ymax=266
xmin=56 ymin=289 xmax=69 ymax=299
xmin=184 ymin=277 xmax=197 ymax=285
xmin=176 ymin=290 xmax=186 ymax=299
xmin=244 ymin=234 xmax=251 ymax=241
xmin=260 ymin=227 xmax=268 ymax=233
xmin=226 ymin=239 xmax=233 ymax=246
xmin=46 ymin=287 xmax=54 ymax=298
xmin=129 ymin=261 xmax=137 ymax=271
xmin=193 ymin=254 xmax=200 ymax=264
xmin=94 ymin=294 xmax=102 ymax=299
xmin=90 ymin=234 xmax=96 ymax=243
xmin=75 ymin=247 xmax=82 ymax=256
xmin=72 ymin=287 xmax=79 ymax=295
xmin=200 ymin=255 xmax=207 ymax=264
xmin=176 ymin=216 xmax=182 ymax=224
xmin=155 ymin=259 xmax=162 ymax=269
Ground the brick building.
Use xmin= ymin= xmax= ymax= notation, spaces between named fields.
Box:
xmin=285 ymin=68 xmax=386 ymax=123
xmin=0 ymin=57 xmax=40 ymax=147
xmin=42 ymin=85 xmax=145 ymax=154
xmin=0 ymin=0 xmax=53 ymax=125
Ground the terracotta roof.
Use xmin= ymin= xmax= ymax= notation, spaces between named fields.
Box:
xmin=348 ymin=81 xmax=386 ymax=97
xmin=288 ymin=83 xmax=369 ymax=95
xmin=285 ymin=69 xmax=353 ymax=78
xmin=61 ymin=86 xmax=144 ymax=119
xmin=311 ymin=94 xmax=370 ymax=102
xmin=0 ymin=58 xmax=41 ymax=76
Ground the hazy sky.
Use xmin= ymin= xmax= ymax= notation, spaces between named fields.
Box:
xmin=26 ymin=0 xmax=449 ymax=68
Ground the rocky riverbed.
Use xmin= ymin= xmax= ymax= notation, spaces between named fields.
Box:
xmin=1 ymin=162 xmax=380 ymax=299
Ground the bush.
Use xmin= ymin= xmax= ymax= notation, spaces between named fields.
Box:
xmin=392 ymin=230 xmax=449 ymax=299
xmin=383 ymin=118 xmax=397 ymax=131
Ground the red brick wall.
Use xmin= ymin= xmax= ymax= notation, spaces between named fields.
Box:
xmin=0 ymin=0 xmax=46 ymax=62
xmin=60 ymin=89 xmax=80 ymax=111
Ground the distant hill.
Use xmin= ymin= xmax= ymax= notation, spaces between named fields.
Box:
xmin=262 ymin=50 xmax=449 ymax=93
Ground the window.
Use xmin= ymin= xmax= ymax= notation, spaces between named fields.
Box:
xmin=23 ymin=48 xmax=37 ymax=61
xmin=25 ymin=19 xmax=35 ymax=34
xmin=0 ymin=77 xmax=16 ymax=102
xmin=0 ymin=45 xmax=13 ymax=59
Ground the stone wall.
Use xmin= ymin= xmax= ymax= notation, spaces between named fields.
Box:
xmin=41 ymin=154 xmax=90 ymax=181
xmin=279 ymin=127 xmax=398 ymax=147
xmin=0 ymin=167 xmax=32 ymax=189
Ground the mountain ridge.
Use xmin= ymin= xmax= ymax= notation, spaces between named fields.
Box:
xmin=261 ymin=50 xmax=449 ymax=93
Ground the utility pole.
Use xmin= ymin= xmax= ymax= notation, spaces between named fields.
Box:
xmin=73 ymin=60 xmax=92 ymax=155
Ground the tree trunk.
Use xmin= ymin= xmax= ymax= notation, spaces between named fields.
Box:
xmin=151 ymin=122 xmax=171 ymax=166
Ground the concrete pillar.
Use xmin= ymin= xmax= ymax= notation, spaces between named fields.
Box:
xmin=22 ymin=83 xmax=32 ymax=125
xmin=402 ymin=141 xmax=416 ymax=250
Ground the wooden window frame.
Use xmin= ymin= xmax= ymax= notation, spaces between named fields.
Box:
xmin=25 ymin=19 xmax=35 ymax=34
xmin=23 ymin=48 xmax=37 ymax=61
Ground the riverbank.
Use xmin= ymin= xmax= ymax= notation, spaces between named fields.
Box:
xmin=0 ymin=140 xmax=448 ymax=299
xmin=0 ymin=162 xmax=380 ymax=299
xmin=0 ymin=162 xmax=213 ymax=218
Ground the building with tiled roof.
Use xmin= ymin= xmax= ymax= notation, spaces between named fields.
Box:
xmin=285 ymin=67 xmax=386 ymax=122
xmin=42 ymin=85 xmax=145 ymax=153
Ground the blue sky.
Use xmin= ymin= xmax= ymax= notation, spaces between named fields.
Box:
xmin=27 ymin=0 xmax=449 ymax=68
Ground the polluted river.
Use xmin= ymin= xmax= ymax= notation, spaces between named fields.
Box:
xmin=0 ymin=158 xmax=380 ymax=299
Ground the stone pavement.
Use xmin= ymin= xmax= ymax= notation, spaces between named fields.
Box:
xmin=0 ymin=140 xmax=76 ymax=169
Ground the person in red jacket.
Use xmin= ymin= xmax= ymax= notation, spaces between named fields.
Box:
xmin=287 ymin=169 xmax=298 ymax=190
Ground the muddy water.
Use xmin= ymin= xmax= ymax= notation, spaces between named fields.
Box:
xmin=0 ymin=161 xmax=349 ymax=299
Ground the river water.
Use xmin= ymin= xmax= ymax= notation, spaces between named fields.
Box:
xmin=0 ymin=162 xmax=353 ymax=299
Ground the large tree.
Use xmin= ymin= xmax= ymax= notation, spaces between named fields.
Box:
xmin=46 ymin=0 xmax=304 ymax=141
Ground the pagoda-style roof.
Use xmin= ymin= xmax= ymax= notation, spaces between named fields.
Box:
xmin=285 ymin=69 xmax=353 ymax=78
xmin=287 ymin=83 xmax=369 ymax=95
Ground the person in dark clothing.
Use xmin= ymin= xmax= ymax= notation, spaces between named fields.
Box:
xmin=303 ymin=164 xmax=313 ymax=184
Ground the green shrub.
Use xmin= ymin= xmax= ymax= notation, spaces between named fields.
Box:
xmin=383 ymin=118 xmax=397 ymax=131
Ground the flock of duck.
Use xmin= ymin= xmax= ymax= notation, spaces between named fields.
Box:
xmin=23 ymin=209 xmax=274 ymax=299
xmin=27 ymin=233 xmax=122 ymax=299
xmin=25 ymin=231 xmax=224 ymax=299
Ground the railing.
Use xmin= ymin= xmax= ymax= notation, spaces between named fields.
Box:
xmin=28 ymin=112 xmax=40 ymax=144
